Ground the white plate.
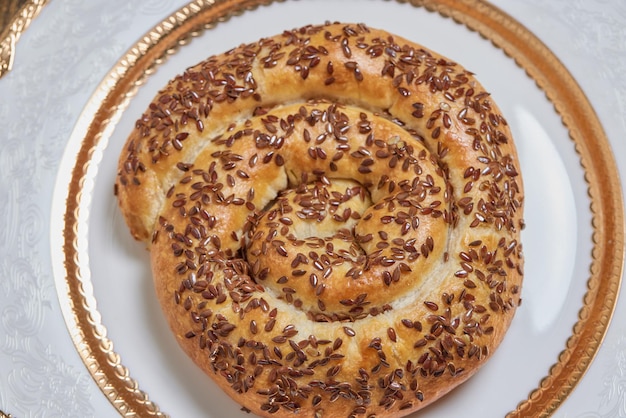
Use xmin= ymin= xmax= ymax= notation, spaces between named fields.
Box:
xmin=48 ymin=0 xmax=623 ymax=417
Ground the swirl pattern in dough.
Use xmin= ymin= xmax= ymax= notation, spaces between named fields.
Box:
xmin=116 ymin=22 xmax=524 ymax=417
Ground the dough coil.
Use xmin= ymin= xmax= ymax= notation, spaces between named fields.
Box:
xmin=116 ymin=22 xmax=524 ymax=417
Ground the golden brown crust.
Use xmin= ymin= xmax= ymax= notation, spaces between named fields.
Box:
xmin=116 ymin=22 xmax=524 ymax=417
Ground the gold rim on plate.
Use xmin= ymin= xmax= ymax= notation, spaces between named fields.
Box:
xmin=0 ymin=0 xmax=50 ymax=78
xmin=56 ymin=0 xmax=625 ymax=416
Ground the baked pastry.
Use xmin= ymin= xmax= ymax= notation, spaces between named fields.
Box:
xmin=116 ymin=22 xmax=524 ymax=417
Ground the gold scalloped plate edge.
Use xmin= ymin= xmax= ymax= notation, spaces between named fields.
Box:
xmin=0 ymin=0 xmax=51 ymax=78
xmin=55 ymin=0 xmax=625 ymax=417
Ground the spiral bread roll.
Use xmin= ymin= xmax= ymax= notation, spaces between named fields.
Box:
xmin=116 ymin=22 xmax=524 ymax=417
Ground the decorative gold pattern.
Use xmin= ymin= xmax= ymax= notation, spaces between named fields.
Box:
xmin=0 ymin=0 xmax=49 ymax=78
xmin=57 ymin=0 xmax=624 ymax=417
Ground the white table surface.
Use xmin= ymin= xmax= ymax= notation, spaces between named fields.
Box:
xmin=1 ymin=0 xmax=625 ymax=417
